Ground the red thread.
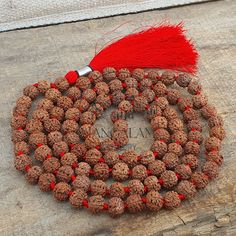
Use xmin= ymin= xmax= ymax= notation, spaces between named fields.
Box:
xmin=25 ymin=165 xmax=31 ymax=172
xmin=144 ymin=185 xmax=148 ymax=192
xmin=109 ymin=168 xmax=113 ymax=173
xmin=158 ymin=178 xmax=164 ymax=185
xmin=145 ymin=104 xmax=150 ymax=110
xmin=141 ymin=197 xmax=147 ymax=203
xmin=178 ymin=194 xmax=185 ymax=200
xmin=46 ymin=155 xmax=52 ymax=159
xmin=185 ymin=105 xmax=191 ymax=111
xmin=175 ymin=141 xmax=181 ymax=145
xmin=147 ymin=169 xmax=153 ymax=175
xmin=119 ymin=155 xmax=124 ymax=160
xmin=89 ymin=78 xmax=94 ymax=83
xmin=93 ymin=87 xmax=97 ymax=93
xmin=122 ymin=82 xmax=127 ymax=89
xmin=59 ymin=152 xmax=65 ymax=157
xmin=17 ymin=127 xmax=23 ymax=131
xmin=124 ymin=186 xmax=130 ymax=193
xmin=95 ymin=145 xmax=101 ymax=150
xmin=71 ymin=175 xmax=76 ymax=181
xmin=137 ymin=156 xmax=142 ymax=161
xmin=33 ymin=83 xmax=38 ymax=87
xmin=153 ymin=151 xmax=158 ymax=158
xmin=177 ymin=98 xmax=182 ymax=103
xmin=50 ymin=83 xmax=57 ymax=89
xmin=72 ymin=162 xmax=78 ymax=169
xmin=69 ymin=144 xmax=75 ymax=150
xmin=37 ymin=143 xmax=43 ymax=147
xmin=128 ymin=169 xmax=132 ymax=175
xmin=176 ymin=173 xmax=181 ymax=179
xmin=103 ymin=203 xmax=109 ymax=210
xmin=99 ymin=157 xmax=105 ymax=163
xmin=53 ymin=170 xmax=58 ymax=176
xmin=17 ymin=151 xmax=24 ymax=156
xmin=89 ymin=169 xmax=94 ymax=175
xmin=65 ymin=71 xmax=79 ymax=84
xmin=68 ymin=191 xmax=73 ymax=196
xmin=82 ymin=199 xmax=89 ymax=208
xmin=50 ymin=181 xmax=56 ymax=190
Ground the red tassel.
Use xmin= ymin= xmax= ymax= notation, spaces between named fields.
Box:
xmin=89 ymin=23 xmax=198 ymax=74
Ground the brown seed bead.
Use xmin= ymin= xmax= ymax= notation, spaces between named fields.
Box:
xmin=38 ymin=173 xmax=56 ymax=192
xmin=57 ymin=96 xmax=73 ymax=111
xmin=88 ymin=70 xmax=103 ymax=83
xmin=162 ymin=153 xmax=179 ymax=169
xmin=132 ymin=68 xmax=145 ymax=81
xmin=53 ymin=141 xmax=69 ymax=157
xmin=178 ymin=98 xmax=193 ymax=112
xmin=25 ymin=119 xmax=43 ymax=133
xmin=37 ymin=80 xmax=51 ymax=93
xmin=139 ymin=150 xmax=155 ymax=165
xmin=122 ymin=150 xmax=138 ymax=168
xmin=85 ymin=148 xmax=102 ymax=166
xmin=191 ymin=172 xmax=209 ymax=189
xmin=89 ymin=195 xmax=104 ymax=214
xmin=168 ymin=143 xmax=183 ymax=157
xmin=175 ymin=164 xmax=192 ymax=180
xmin=153 ymin=129 xmax=170 ymax=142
xmin=201 ymin=104 xmax=217 ymax=119
xmin=203 ymin=161 xmax=219 ymax=179
xmin=66 ymin=86 xmax=81 ymax=101
xmin=110 ymin=109 xmax=126 ymax=122
xmin=75 ymin=162 xmax=91 ymax=176
xmin=168 ymin=119 xmax=184 ymax=133
xmin=61 ymin=120 xmax=79 ymax=133
xmin=108 ymin=197 xmax=124 ymax=218
xmin=205 ymin=137 xmax=221 ymax=152
xmin=112 ymin=131 xmax=128 ymax=147
xmin=96 ymin=94 xmax=112 ymax=109
xmin=43 ymin=157 xmax=60 ymax=173
xmin=25 ymin=166 xmax=43 ymax=184
xmin=45 ymin=88 xmax=61 ymax=102
xmin=151 ymin=140 xmax=167 ymax=157
xmin=69 ymin=189 xmax=88 ymax=208
xmin=61 ymin=152 xmax=77 ymax=166
xmin=37 ymin=99 xmax=54 ymax=112
xmin=54 ymin=77 xmax=70 ymax=91
xmin=34 ymin=145 xmax=52 ymax=162
xmin=50 ymin=107 xmax=64 ymax=121
xmin=90 ymin=180 xmax=107 ymax=196
xmin=133 ymin=96 xmax=148 ymax=112
xmin=126 ymin=194 xmax=144 ymax=213
xmin=47 ymin=131 xmax=63 ymax=147
xmin=140 ymin=79 xmax=153 ymax=91
xmin=181 ymin=154 xmax=199 ymax=169
xmin=118 ymin=100 xmax=133 ymax=113
xmin=142 ymin=88 xmax=155 ymax=102
xmin=125 ymin=88 xmax=139 ymax=101
xmin=32 ymin=109 xmax=49 ymax=122
xmin=171 ymin=131 xmax=187 ymax=146
xmin=160 ymin=170 xmax=178 ymax=189
xmin=79 ymin=124 xmax=96 ymax=139
xmin=82 ymin=89 xmax=96 ymax=103
xmin=162 ymin=107 xmax=178 ymax=121
xmin=11 ymin=116 xmax=27 ymax=129
xmin=128 ymin=179 xmax=145 ymax=195
xmin=113 ymin=119 xmax=128 ymax=132
xmin=14 ymin=155 xmax=32 ymax=172
xmin=112 ymin=162 xmax=130 ymax=181
xmin=176 ymin=74 xmax=191 ymax=87
xmin=53 ymin=182 xmax=71 ymax=201
xmin=94 ymin=82 xmax=109 ymax=95
xmin=148 ymin=160 xmax=166 ymax=176
xmin=100 ymin=138 xmax=116 ymax=154
xmin=16 ymin=95 xmax=31 ymax=107
xmin=161 ymin=71 xmax=175 ymax=85
xmin=118 ymin=68 xmax=130 ymax=81
xmin=85 ymin=135 xmax=100 ymax=149
xmin=44 ymin=118 xmax=61 ymax=132
xmin=183 ymin=108 xmax=199 ymax=122
xmin=13 ymin=105 xmax=29 ymax=117
xmin=192 ymin=94 xmax=208 ymax=109
xmin=103 ymin=151 xmax=119 ymax=167
xmin=144 ymin=176 xmax=161 ymax=192
xmin=177 ymin=180 xmax=196 ymax=199
xmin=71 ymin=143 xmax=87 ymax=160
xmin=125 ymin=77 xmax=138 ymax=89
xmin=153 ymin=97 xmax=169 ymax=110
xmin=74 ymin=99 xmax=89 ymax=112
xmin=14 ymin=141 xmax=30 ymax=155
xmin=146 ymin=104 xmax=162 ymax=120
xmin=109 ymin=182 xmax=126 ymax=199
xmin=206 ymin=151 xmax=223 ymax=166
xmin=93 ymin=163 xmax=109 ymax=181
xmin=187 ymin=119 xmax=202 ymax=132
xmin=109 ymin=79 xmax=123 ymax=92
xmin=76 ymin=76 xmax=91 ymax=90
xmin=12 ymin=129 xmax=27 ymax=143
xmin=208 ymin=116 xmax=223 ymax=128
xmin=166 ymin=89 xmax=181 ymax=105
xmin=153 ymin=82 xmax=167 ymax=96
xmin=131 ymin=164 xmax=148 ymax=181
xmin=72 ymin=175 xmax=90 ymax=192
xmin=210 ymin=126 xmax=225 ymax=140
xmin=29 ymin=131 xmax=47 ymax=149
xmin=188 ymin=130 xmax=203 ymax=144
xmin=147 ymin=70 xmax=159 ymax=83
xmin=146 ymin=190 xmax=164 ymax=211
xmin=164 ymin=191 xmax=181 ymax=209
xmin=23 ymin=85 xmax=39 ymax=99
xmin=151 ymin=116 xmax=167 ymax=130
xmin=88 ymin=103 xmax=104 ymax=118
xmin=188 ymin=80 xmax=202 ymax=95
xmin=103 ymin=67 xmax=116 ymax=81
xmin=185 ymin=141 xmax=200 ymax=155
xmin=111 ymin=91 xmax=125 ymax=106
xmin=63 ymin=132 xmax=80 ymax=145
xmin=65 ymin=108 xmax=80 ymax=121
xmin=57 ymin=165 xmax=74 ymax=183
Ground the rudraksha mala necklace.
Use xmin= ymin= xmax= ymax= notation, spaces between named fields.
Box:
xmin=11 ymin=24 xmax=225 ymax=217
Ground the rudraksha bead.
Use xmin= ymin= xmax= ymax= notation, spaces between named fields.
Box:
xmin=146 ymin=190 xmax=164 ymax=211
xmin=191 ymin=172 xmax=209 ymax=189
xmin=131 ymin=165 xmax=148 ymax=181
xmin=163 ymin=191 xmax=181 ymax=209
xmin=62 ymin=120 xmax=79 ymax=133
xmin=32 ymin=109 xmax=49 ymax=122
xmin=176 ymin=74 xmax=191 ymax=87
xmin=71 ymin=143 xmax=87 ymax=159
xmin=112 ymin=162 xmax=130 ymax=181
xmin=89 ymin=195 xmax=105 ymax=214
xmin=66 ymin=86 xmax=81 ymax=101
xmin=60 ymin=152 xmax=77 ymax=166
xmin=112 ymin=131 xmax=128 ymax=147
xmin=43 ymin=157 xmax=60 ymax=173
xmin=23 ymin=85 xmax=39 ymax=99
xmin=144 ymin=176 xmax=161 ymax=192
xmin=57 ymin=96 xmax=73 ymax=111
xmin=103 ymin=67 xmax=116 ymax=81
xmin=63 ymin=132 xmax=80 ymax=145
xmin=44 ymin=118 xmax=61 ymax=132
xmin=47 ymin=131 xmax=63 ymax=147
xmin=75 ymin=162 xmax=91 ymax=176
xmin=38 ymin=173 xmax=56 ymax=192
xmin=29 ymin=131 xmax=47 ymax=149
xmin=34 ymin=145 xmax=52 ymax=162
xmin=108 ymin=197 xmax=124 ymax=217
xmin=93 ymin=163 xmax=110 ymax=181
xmin=53 ymin=141 xmax=69 ymax=157
xmin=202 ymin=161 xmax=219 ymax=179
xmin=122 ymin=150 xmax=139 ymax=168
xmin=174 ymin=164 xmax=192 ymax=180
xmin=85 ymin=148 xmax=102 ymax=166
xmin=72 ymin=175 xmax=90 ymax=192
xmin=150 ymin=140 xmax=168 ymax=157
xmin=57 ymin=165 xmax=74 ymax=183
xmin=69 ymin=189 xmax=88 ymax=208
xmin=109 ymin=182 xmax=126 ymax=199
xmin=90 ymin=180 xmax=107 ymax=196
xmin=126 ymin=194 xmax=144 ymax=213
xmin=160 ymin=170 xmax=178 ymax=189
xmin=53 ymin=182 xmax=71 ymax=201
xmin=76 ymin=76 xmax=91 ymax=90
xmin=162 ymin=152 xmax=179 ymax=169
xmin=25 ymin=166 xmax=43 ymax=184
xmin=148 ymin=160 xmax=166 ymax=176
xmin=45 ymin=88 xmax=61 ymax=102
xmin=139 ymin=150 xmax=155 ymax=165
xmin=55 ymin=77 xmax=70 ymax=91
xmin=176 ymin=180 xmax=196 ymax=199
xmin=65 ymin=108 xmax=81 ymax=121
xmin=151 ymin=116 xmax=168 ymax=130
xmin=14 ymin=141 xmax=30 ymax=155
xmin=210 ymin=126 xmax=226 ymax=140
xmin=14 ymin=155 xmax=32 ymax=172
xmin=181 ymin=154 xmax=199 ymax=169
xmin=128 ymin=179 xmax=145 ymax=195
xmin=85 ymin=135 xmax=100 ymax=149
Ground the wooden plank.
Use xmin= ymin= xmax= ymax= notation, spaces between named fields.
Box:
xmin=0 ymin=0 xmax=235 ymax=235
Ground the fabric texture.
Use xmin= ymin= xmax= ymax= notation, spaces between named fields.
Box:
xmin=0 ymin=0 xmax=207 ymax=32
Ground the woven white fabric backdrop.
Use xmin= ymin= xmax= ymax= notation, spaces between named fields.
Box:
xmin=0 ymin=0 xmax=207 ymax=32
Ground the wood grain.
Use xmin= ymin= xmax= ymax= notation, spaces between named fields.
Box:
xmin=0 ymin=0 xmax=236 ymax=235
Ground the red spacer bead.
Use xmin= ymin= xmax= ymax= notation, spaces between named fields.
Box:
xmin=158 ymin=178 xmax=164 ymax=185
xmin=59 ymin=152 xmax=65 ymax=157
xmin=37 ymin=143 xmax=43 ymax=147
xmin=154 ymin=96 xmax=158 ymax=101
xmin=33 ymin=83 xmax=38 ymax=87
xmin=124 ymin=186 xmax=130 ymax=193
xmin=17 ymin=151 xmax=24 ymax=156
xmin=65 ymin=71 xmax=79 ymax=84
xmin=156 ymin=75 xmax=162 ymax=81
xmin=159 ymin=139 xmax=166 ymax=143
xmin=72 ymin=162 xmax=78 ymax=169
xmin=50 ymin=181 xmax=56 ymax=190
xmin=82 ymin=199 xmax=89 ymax=208
xmin=138 ymin=82 xmax=141 ymax=88
xmin=122 ymin=82 xmax=127 ymax=89
xmin=175 ymin=141 xmax=181 ymax=145
xmin=138 ymin=92 xmax=142 ymax=97
xmin=191 ymin=129 xmax=197 ymax=132
xmin=103 ymin=203 xmax=109 ymax=210
xmin=71 ymin=175 xmax=76 ymax=181
xmin=193 ymin=140 xmax=199 ymax=144
xmin=89 ymin=78 xmax=94 ymax=83
xmin=147 ymin=169 xmax=153 ymax=175
xmin=50 ymin=83 xmax=57 ymax=89
xmin=124 ymin=202 xmax=128 ymax=209
xmin=25 ymin=165 xmax=31 ymax=172
xmin=99 ymin=157 xmax=105 ymax=163
xmin=106 ymin=189 xmax=110 ymax=195
xmin=141 ymin=197 xmax=147 ymax=203
xmin=178 ymin=194 xmax=185 ymax=200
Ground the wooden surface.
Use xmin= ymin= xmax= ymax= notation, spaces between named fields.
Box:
xmin=0 ymin=0 xmax=236 ymax=235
